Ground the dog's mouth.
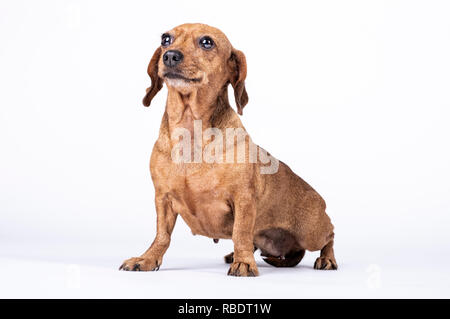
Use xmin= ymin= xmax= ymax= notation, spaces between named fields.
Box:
xmin=163 ymin=72 xmax=202 ymax=83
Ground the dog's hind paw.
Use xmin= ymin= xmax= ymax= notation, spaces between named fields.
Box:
xmin=314 ymin=257 xmax=338 ymax=270
xmin=227 ymin=261 xmax=259 ymax=277
xmin=119 ymin=257 xmax=160 ymax=272
xmin=224 ymin=252 xmax=234 ymax=264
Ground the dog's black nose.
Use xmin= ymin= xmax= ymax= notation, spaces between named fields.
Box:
xmin=163 ymin=50 xmax=183 ymax=67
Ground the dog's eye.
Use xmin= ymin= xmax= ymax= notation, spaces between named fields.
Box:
xmin=161 ymin=34 xmax=172 ymax=47
xmin=199 ymin=36 xmax=214 ymax=50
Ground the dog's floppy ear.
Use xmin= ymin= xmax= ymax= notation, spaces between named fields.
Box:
xmin=142 ymin=47 xmax=163 ymax=107
xmin=228 ymin=49 xmax=249 ymax=115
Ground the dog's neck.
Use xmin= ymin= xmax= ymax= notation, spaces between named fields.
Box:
xmin=163 ymin=85 xmax=242 ymax=143
xmin=166 ymin=87 xmax=216 ymax=130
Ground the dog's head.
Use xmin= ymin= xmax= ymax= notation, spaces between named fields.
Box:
xmin=142 ymin=23 xmax=248 ymax=115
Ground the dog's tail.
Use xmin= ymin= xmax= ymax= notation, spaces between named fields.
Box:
xmin=262 ymin=249 xmax=305 ymax=267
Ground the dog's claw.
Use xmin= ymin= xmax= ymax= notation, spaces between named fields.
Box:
xmin=152 ymin=261 xmax=160 ymax=271
xmin=119 ymin=263 xmax=130 ymax=271
xmin=132 ymin=263 xmax=141 ymax=271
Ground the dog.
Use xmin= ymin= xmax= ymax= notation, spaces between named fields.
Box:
xmin=119 ymin=23 xmax=337 ymax=276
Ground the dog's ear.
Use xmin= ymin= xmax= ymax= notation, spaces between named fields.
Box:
xmin=142 ymin=47 xmax=163 ymax=107
xmin=228 ymin=49 xmax=249 ymax=115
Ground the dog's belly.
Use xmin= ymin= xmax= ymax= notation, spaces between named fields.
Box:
xmin=171 ymin=194 xmax=234 ymax=239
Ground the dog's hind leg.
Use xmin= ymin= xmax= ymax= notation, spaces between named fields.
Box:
xmin=314 ymin=238 xmax=337 ymax=270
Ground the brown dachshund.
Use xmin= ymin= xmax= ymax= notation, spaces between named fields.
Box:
xmin=119 ymin=23 xmax=337 ymax=276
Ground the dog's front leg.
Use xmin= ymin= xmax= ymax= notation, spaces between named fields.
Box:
xmin=227 ymin=195 xmax=259 ymax=277
xmin=120 ymin=194 xmax=177 ymax=271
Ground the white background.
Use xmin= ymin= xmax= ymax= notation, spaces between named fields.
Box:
xmin=1 ymin=0 xmax=449 ymax=298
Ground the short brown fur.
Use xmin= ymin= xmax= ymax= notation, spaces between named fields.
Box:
xmin=120 ymin=23 xmax=337 ymax=276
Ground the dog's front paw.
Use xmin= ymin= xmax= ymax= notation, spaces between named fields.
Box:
xmin=119 ymin=257 xmax=160 ymax=271
xmin=227 ymin=261 xmax=259 ymax=277
xmin=314 ymin=257 xmax=338 ymax=270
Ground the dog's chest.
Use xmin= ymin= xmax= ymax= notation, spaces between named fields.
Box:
xmin=165 ymin=165 xmax=235 ymax=239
